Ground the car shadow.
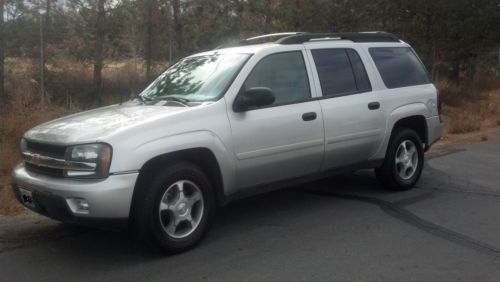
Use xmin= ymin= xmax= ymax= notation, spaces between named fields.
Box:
xmin=12 ymin=170 xmax=410 ymax=263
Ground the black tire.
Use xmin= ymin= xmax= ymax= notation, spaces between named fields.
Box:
xmin=132 ymin=162 xmax=215 ymax=253
xmin=375 ymin=128 xmax=424 ymax=191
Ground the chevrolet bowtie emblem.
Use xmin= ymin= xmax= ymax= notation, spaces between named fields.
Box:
xmin=32 ymin=154 xmax=41 ymax=166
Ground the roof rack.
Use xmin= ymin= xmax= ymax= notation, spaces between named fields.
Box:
xmin=277 ymin=32 xmax=400 ymax=44
xmin=214 ymin=32 xmax=306 ymax=50
xmin=240 ymin=32 xmax=306 ymax=45
xmin=215 ymin=31 xmax=399 ymax=50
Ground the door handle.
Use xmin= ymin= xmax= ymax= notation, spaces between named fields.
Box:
xmin=368 ymin=102 xmax=380 ymax=110
xmin=302 ymin=112 xmax=317 ymax=121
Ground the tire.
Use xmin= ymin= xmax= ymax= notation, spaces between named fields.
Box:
xmin=375 ymin=128 xmax=424 ymax=191
xmin=132 ymin=162 xmax=215 ymax=253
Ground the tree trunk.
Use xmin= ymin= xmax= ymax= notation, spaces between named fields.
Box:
xmin=45 ymin=0 xmax=51 ymax=32
xmin=41 ymin=0 xmax=51 ymax=105
xmin=166 ymin=0 xmax=173 ymax=64
xmin=449 ymin=61 xmax=460 ymax=82
xmin=93 ymin=0 xmax=105 ymax=104
xmin=264 ymin=0 xmax=272 ymax=33
xmin=294 ymin=0 xmax=301 ymax=30
xmin=172 ymin=0 xmax=182 ymax=58
xmin=0 ymin=0 xmax=4 ymax=100
xmin=466 ymin=58 xmax=476 ymax=81
xmin=145 ymin=0 xmax=154 ymax=80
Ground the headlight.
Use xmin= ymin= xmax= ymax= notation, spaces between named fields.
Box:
xmin=65 ymin=143 xmax=112 ymax=179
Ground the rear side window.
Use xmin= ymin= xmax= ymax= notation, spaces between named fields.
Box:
xmin=311 ymin=49 xmax=371 ymax=97
xmin=243 ymin=52 xmax=311 ymax=106
xmin=369 ymin=47 xmax=430 ymax=89
xmin=346 ymin=49 xmax=371 ymax=92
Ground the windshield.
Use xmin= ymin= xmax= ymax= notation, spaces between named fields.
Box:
xmin=139 ymin=53 xmax=250 ymax=103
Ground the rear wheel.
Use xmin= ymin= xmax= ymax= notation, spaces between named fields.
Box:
xmin=132 ymin=162 xmax=215 ymax=253
xmin=375 ymin=128 xmax=424 ymax=190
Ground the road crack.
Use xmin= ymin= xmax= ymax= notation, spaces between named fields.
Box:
xmin=307 ymin=190 xmax=500 ymax=257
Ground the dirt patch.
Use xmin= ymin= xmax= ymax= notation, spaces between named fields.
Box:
xmin=431 ymin=126 xmax=500 ymax=152
xmin=0 ymin=178 xmax=25 ymax=216
xmin=0 ymin=212 xmax=84 ymax=252
xmin=438 ymin=82 xmax=500 ymax=135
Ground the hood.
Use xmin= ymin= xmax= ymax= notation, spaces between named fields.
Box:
xmin=24 ymin=102 xmax=190 ymax=144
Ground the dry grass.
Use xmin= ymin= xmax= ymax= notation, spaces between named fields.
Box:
xmin=437 ymin=77 xmax=500 ymax=135
xmin=0 ymin=58 xmax=152 ymax=215
xmin=0 ymin=184 xmax=25 ymax=215
xmin=0 ymin=74 xmax=73 ymax=215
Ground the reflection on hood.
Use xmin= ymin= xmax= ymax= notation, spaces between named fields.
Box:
xmin=24 ymin=103 xmax=189 ymax=144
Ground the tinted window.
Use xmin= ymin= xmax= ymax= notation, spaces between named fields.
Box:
xmin=369 ymin=47 xmax=430 ymax=89
xmin=346 ymin=49 xmax=371 ymax=92
xmin=312 ymin=49 xmax=357 ymax=97
xmin=243 ymin=52 xmax=310 ymax=106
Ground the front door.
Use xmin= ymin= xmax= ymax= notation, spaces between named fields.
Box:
xmin=227 ymin=50 xmax=325 ymax=189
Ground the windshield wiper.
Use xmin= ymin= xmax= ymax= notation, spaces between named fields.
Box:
xmin=158 ymin=96 xmax=191 ymax=107
xmin=136 ymin=95 xmax=152 ymax=104
xmin=136 ymin=95 xmax=191 ymax=107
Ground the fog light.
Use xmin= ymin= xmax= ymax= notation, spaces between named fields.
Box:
xmin=67 ymin=198 xmax=90 ymax=214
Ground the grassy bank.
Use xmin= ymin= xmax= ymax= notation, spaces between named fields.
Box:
xmin=438 ymin=77 xmax=500 ymax=135
xmin=0 ymin=58 xmax=153 ymax=214
xmin=1 ymin=58 xmax=499 ymax=215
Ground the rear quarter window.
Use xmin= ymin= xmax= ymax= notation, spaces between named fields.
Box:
xmin=369 ymin=47 xmax=430 ymax=89
xmin=311 ymin=48 xmax=371 ymax=98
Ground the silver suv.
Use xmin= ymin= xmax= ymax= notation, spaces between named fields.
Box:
xmin=12 ymin=32 xmax=443 ymax=253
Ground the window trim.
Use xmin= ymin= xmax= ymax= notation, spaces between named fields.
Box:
xmin=368 ymin=47 xmax=431 ymax=89
xmin=310 ymin=48 xmax=373 ymax=99
xmin=214 ymin=54 xmax=253 ymax=101
xmin=233 ymin=50 xmax=314 ymax=112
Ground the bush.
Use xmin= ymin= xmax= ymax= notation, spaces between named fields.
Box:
xmin=436 ymin=77 xmax=500 ymax=135
xmin=0 ymin=58 xmax=152 ymax=215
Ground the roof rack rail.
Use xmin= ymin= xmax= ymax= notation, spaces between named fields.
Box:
xmin=214 ymin=31 xmax=399 ymax=50
xmin=240 ymin=32 xmax=306 ymax=45
xmin=214 ymin=32 xmax=305 ymax=49
xmin=276 ymin=32 xmax=400 ymax=44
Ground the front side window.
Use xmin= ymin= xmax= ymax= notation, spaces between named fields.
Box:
xmin=311 ymin=48 xmax=371 ymax=97
xmin=242 ymin=52 xmax=311 ymax=106
xmin=369 ymin=47 xmax=431 ymax=89
xmin=140 ymin=53 xmax=250 ymax=103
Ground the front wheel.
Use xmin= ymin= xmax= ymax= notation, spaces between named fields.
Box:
xmin=132 ymin=162 xmax=215 ymax=253
xmin=375 ymin=128 xmax=424 ymax=191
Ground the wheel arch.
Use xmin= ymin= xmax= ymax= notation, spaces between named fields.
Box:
xmin=392 ymin=115 xmax=428 ymax=146
xmin=130 ymin=147 xmax=226 ymax=219
xmin=373 ymin=102 xmax=431 ymax=161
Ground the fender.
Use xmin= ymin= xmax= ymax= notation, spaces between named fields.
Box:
xmin=110 ymin=130 xmax=237 ymax=195
xmin=372 ymin=102 xmax=429 ymax=160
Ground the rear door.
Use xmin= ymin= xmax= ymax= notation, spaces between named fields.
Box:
xmin=305 ymin=45 xmax=385 ymax=170
xmin=227 ymin=50 xmax=325 ymax=189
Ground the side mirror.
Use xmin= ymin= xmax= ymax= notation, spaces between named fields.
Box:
xmin=233 ymin=87 xmax=275 ymax=112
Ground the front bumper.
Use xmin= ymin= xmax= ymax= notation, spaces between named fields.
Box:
xmin=11 ymin=163 xmax=138 ymax=229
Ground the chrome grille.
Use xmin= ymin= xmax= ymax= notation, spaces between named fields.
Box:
xmin=25 ymin=162 xmax=65 ymax=178
xmin=25 ymin=141 xmax=66 ymax=159
xmin=24 ymin=141 xmax=66 ymax=177
xmin=22 ymin=141 xmax=98 ymax=178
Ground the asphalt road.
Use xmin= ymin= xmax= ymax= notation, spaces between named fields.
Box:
xmin=1 ymin=140 xmax=500 ymax=281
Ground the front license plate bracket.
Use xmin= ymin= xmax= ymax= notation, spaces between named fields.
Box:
xmin=19 ymin=188 xmax=35 ymax=209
